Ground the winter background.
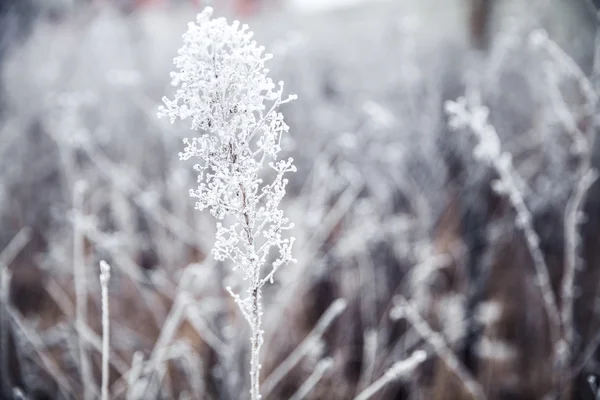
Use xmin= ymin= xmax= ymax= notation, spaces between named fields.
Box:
xmin=0 ymin=0 xmax=599 ymax=399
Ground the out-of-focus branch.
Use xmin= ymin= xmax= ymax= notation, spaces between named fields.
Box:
xmin=391 ymin=297 xmax=486 ymax=400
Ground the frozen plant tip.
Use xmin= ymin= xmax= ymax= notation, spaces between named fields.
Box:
xmin=158 ymin=7 xmax=297 ymax=399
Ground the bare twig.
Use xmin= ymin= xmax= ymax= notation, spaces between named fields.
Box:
xmin=562 ymin=170 xmax=597 ymax=356
xmin=391 ymin=297 xmax=486 ymax=400
xmin=289 ymin=357 xmax=333 ymax=400
xmin=125 ymin=352 xmax=145 ymax=400
xmin=0 ymin=263 xmax=12 ymax=393
xmin=99 ymin=260 xmax=111 ymax=400
xmin=0 ymin=227 xmax=32 ymax=269
xmin=73 ymin=180 xmax=95 ymax=400
xmin=262 ymin=298 xmax=347 ymax=397
xmin=445 ymin=97 xmax=562 ymax=346
xmin=0 ymin=227 xmax=32 ymax=394
xmin=5 ymin=292 xmax=74 ymax=399
xmin=353 ymin=350 xmax=427 ymax=400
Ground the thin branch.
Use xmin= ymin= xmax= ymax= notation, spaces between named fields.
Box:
xmin=353 ymin=350 xmax=427 ymax=400
xmin=72 ymin=180 xmax=95 ymax=400
xmin=99 ymin=260 xmax=111 ymax=400
xmin=261 ymin=298 xmax=347 ymax=397
xmin=0 ymin=227 xmax=32 ymax=269
xmin=391 ymin=297 xmax=486 ymax=400
xmin=445 ymin=97 xmax=562 ymax=343
xmin=562 ymin=170 xmax=597 ymax=350
xmin=5 ymin=294 xmax=74 ymax=399
xmin=289 ymin=357 xmax=333 ymax=400
xmin=0 ymin=228 xmax=32 ymax=394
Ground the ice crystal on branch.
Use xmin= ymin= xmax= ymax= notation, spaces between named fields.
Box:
xmin=158 ymin=7 xmax=296 ymax=399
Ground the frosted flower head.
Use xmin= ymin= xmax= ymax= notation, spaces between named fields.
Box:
xmin=158 ymin=7 xmax=295 ymax=137
xmin=158 ymin=7 xmax=297 ymax=288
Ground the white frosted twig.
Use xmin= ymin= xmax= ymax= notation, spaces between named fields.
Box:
xmin=357 ymin=329 xmax=378 ymax=393
xmin=0 ymin=266 xmax=11 ymax=391
xmin=575 ymin=318 xmax=600 ymax=375
xmin=175 ymin=342 xmax=206 ymax=400
xmin=73 ymin=180 xmax=95 ymax=400
xmin=45 ymin=279 xmax=75 ymax=318
xmin=532 ymin=27 xmax=599 ymax=374
xmin=268 ymin=180 xmax=363 ymax=330
xmin=45 ymin=280 xmax=128 ymax=375
xmin=289 ymin=357 xmax=333 ymax=400
xmin=119 ymin=294 xmax=188 ymax=398
xmin=261 ymin=298 xmax=347 ymax=397
xmin=353 ymin=350 xmax=427 ymax=400
xmin=562 ymin=170 xmax=597 ymax=349
xmin=0 ymin=227 xmax=32 ymax=269
xmin=302 ymin=176 xmax=364 ymax=257
xmin=572 ymin=20 xmax=600 ymax=374
xmin=445 ymin=97 xmax=561 ymax=343
xmin=125 ymin=352 xmax=145 ymax=400
xmin=5 ymin=297 xmax=74 ymax=399
xmin=530 ymin=29 xmax=597 ymax=107
xmin=184 ymin=302 xmax=229 ymax=357
xmin=80 ymin=138 xmax=208 ymax=253
xmin=116 ymin=271 xmax=223 ymax=398
xmin=553 ymin=18 xmax=600 ymax=370
xmin=544 ymin=71 xmax=588 ymax=153
xmin=99 ymin=260 xmax=111 ymax=400
xmin=12 ymin=387 xmax=28 ymax=400
xmin=144 ymin=295 xmax=189 ymax=381
xmin=0 ymin=228 xmax=32 ymax=391
xmin=138 ymin=341 xmax=202 ymax=399
xmin=77 ymin=323 xmax=129 ymax=375
xmin=391 ymin=297 xmax=486 ymax=400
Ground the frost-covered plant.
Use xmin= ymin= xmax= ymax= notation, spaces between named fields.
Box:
xmin=158 ymin=7 xmax=297 ymax=399
xmin=444 ymin=40 xmax=598 ymax=385
xmin=445 ymin=96 xmax=563 ymax=350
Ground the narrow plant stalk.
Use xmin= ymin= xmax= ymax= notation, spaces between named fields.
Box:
xmin=125 ymin=352 xmax=145 ymax=400
xmin=353 ymin=350 xmax=427 ymax=400
xmin=5 ymin=298 xmax=74 ymax=398
xmin=250 ymin=286 xmax=262 ymax=399
xmin=0 ymin=227 xmax=31 ymax=269
xmin=530 ymin=28 xmax=599 ymax=384
xmin=99 ymin=260 xmax=111 ymax=400
xmin=261 ymin=299 xmax=347 ymax=397
xmin=445 ymin=97 xmax=561 ymax=346
xmin=561 ymin=169 xmax=596 ymax=359
xmin=289 ymin=358 xmax=333 ymax=400
xmin=141 ymin=294 xmax=189 ymax=396
xmin=0 ymin=267 xmax=11 ymax=393
xmin=242 ymin=183 xmax=264 ymax=400
xmin=73 ymin=180 xmax=94 ymax=400
xmin=499 ymin=165 xmax=561 ymax=339
xmin=0 ymin=228 xmax=31 ymax=393
xmin=391 ymin=297 xmax=486 ymax=400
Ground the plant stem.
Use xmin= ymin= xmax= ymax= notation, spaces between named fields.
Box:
xmin=250 ymin=285 xmax=262 ymax=400
xmin=73 ymin=181 xmax=94 ymax=400
xmin=99 ymin=260 xmax=111 ymax=400
xmin=239 ymin=175 xmax=263 ymax=400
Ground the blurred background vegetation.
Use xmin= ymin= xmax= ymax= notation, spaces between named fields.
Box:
xmin=0 ymin=0 xmax=598 ymax=399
